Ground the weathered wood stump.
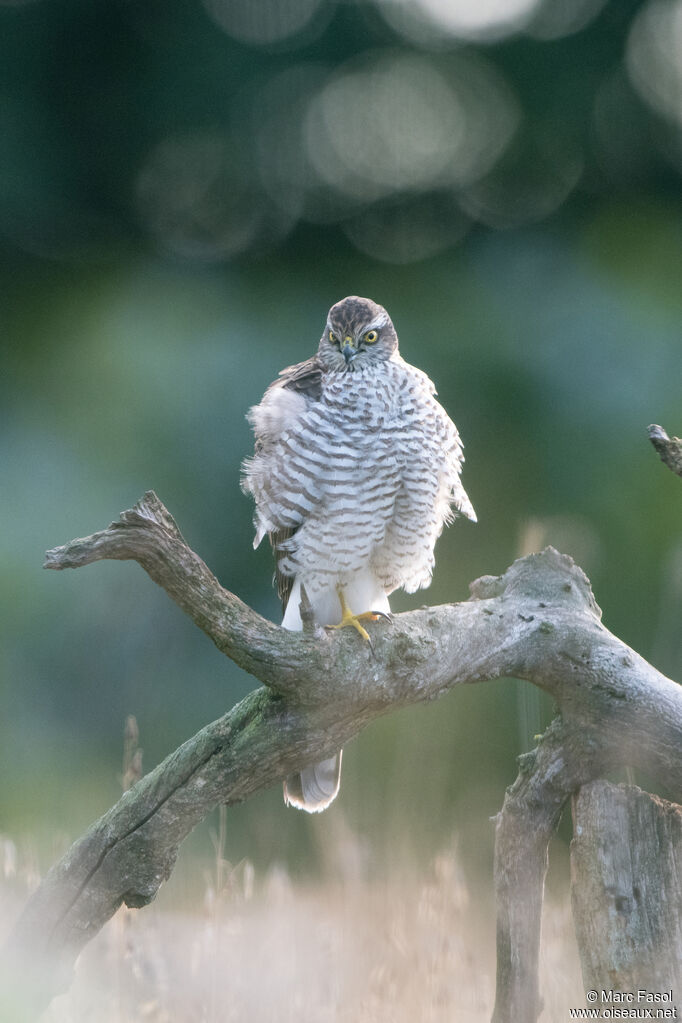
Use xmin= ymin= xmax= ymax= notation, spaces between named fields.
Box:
xmin=572 ymin=780 xmax=682 ymax=1011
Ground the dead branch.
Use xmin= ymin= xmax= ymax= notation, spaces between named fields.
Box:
xmin=649 ymin=424 xmax=682 ymax=478
xmin=4 ymin=491 xmax=682 ymax=1022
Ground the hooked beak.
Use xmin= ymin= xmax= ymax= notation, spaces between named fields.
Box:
xmin=341 ymin=338 xmax=356 ymax=365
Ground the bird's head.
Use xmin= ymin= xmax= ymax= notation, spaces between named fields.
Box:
xmin=318 ymin=296 xmax=398 ymax=372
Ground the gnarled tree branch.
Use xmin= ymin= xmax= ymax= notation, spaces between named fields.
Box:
xmin=4 ymin=491 xmax=682 ymax=1021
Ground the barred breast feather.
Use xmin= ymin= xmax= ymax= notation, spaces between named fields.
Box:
xmin=241 ymin=351 xmax=476 ymax=608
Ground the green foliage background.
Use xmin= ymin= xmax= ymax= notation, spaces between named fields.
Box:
xmin=1 ymin=0 xmax=681 ymax=887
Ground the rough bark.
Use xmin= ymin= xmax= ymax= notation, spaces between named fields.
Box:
xmin=3 ymin=491 xmax=682 ymax=1021
xmin=571 ymin=781 xmax=682 ymax=1010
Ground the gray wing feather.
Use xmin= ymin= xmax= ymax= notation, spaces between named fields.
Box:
xmin=266 ymin=355 xmax=323 ymax=402
xmin=269 ymin=527 xmax=296 ymax=611
xmin=243 ymin=355 xmax=324 ymax=610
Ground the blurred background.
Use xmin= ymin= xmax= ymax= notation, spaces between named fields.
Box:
xmin=1 ymin=0 xmax=681 ymax=906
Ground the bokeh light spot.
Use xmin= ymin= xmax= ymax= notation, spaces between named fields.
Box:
xmin=626 ymin=0 xmax=682 ymax=130
xmin=343 ymin=192 xmax=470 ymax=263
xmin=459 ymin=125 xmax=583 ymax=229
xmin=526 ymin=0 xmax=609 ymax=41
xmin=306 ymin=57 xmax=464 ymax=199
xmin=253 ymin=64 xmax=329 ymax=221
xmin=202 ymin=0 xmax=327 ymax=46
xmin=378 ymin=0 xmax=543 ymax=44
xmin=304 ymin=52 xmax=520 ymax=203
xmin=135 ymin=131 xmax=291 ymax=261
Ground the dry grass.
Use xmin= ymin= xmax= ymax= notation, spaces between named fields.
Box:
xmin=0 ymin=823 xmax=584 ymax=1023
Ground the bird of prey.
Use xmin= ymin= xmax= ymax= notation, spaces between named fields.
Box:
xmin=242 ymin=296 xmax=476 ymax=812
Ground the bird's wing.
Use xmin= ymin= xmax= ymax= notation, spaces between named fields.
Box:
xmin=269 ymin=527 xmax=297 ymax=610
xmin=433 ymin=398 xmax=477 ymax=524
xmin=242 ymin=356 xmax=324 ymax=611
xmin=268 ymin=355 xmax=324 ymax=402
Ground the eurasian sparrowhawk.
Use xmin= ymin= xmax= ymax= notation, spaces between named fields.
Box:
xmin=242 ymin=296 xmax=476 ymax=812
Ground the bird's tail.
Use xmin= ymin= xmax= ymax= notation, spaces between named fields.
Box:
xmin=280 ymin=572 xmax=389 ymax=813
xmin=283 ymin=752 xmax=342 ymax=813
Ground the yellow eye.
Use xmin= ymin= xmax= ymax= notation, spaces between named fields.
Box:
xmin=329 ymin=331 xmax=338 ymax=344
xmin=365 ymin=330 xmax=378 ymax=343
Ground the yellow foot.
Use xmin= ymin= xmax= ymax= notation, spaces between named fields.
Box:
xmin=331 ymin=588 xmax=390 ymax=643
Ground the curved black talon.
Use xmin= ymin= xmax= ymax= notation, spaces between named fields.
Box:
xmin=370 ymin=610 xmax=393 ymax=623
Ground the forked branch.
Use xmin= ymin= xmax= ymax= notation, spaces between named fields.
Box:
xmin=4 ymin=492 xmax=682 ymax=1022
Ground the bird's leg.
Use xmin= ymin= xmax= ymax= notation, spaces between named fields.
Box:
xmin=331 ymin=587 xmax=390 ymax=643
xmin=332 ymin=587 xmax=371 ymax=641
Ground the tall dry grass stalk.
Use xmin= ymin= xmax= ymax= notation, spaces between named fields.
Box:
xmin=0 ymin=842 xmax=582 ymax=1022
xmin=1 ymin=721 xmax=584 ymax=1020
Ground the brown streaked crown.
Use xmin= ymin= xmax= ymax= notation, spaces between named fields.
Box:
xmin=318 ymin=295 xmax=398 ymax=371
